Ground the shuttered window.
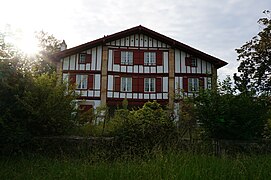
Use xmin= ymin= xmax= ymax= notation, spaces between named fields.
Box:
xmin=121 ymin=77 xmax=132 ymax=92
xmin=185 ymin=56 xmax=197 ymax=67
xmin=121 ymin=51 xmax=133 ymax=65
xmin=76 ymin=75 xmax=88 ymax=89
xmin=144 ymin=52 xmax=156 ymax=65
xmin=188 ymin=78 xmax=199 ymax=92
xmin=144 ymin=78 xmax=155 ymax=92
xmin=79 ymin=54 xmax=86 ymax=64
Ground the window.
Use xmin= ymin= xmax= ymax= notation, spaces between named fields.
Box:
xmin=76 ymin=75 xmax=88 ymax=89
xmin=79 ymin=54 xmax=86 ymax=63
xmin=121 ymin=51 xmax=133 ymax=65
xmin=121 ymin=77 xmax=132 ymax=92
xmin=144 ymin=52 xmax=156 ymax=65
xmin=185 ymin=56 xmax=197 ymax=67
xmin=144 ymin=78 xmax=155 ymax=92
xmin=188 ymin=78 xmax=199 ymax=92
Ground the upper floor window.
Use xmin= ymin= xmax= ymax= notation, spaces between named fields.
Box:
xmin=144 ymin=52 xmax=156 ymax=65
xmin=144 ymin=78 xmax=155 ymax=92
xmin=76 ymin=75 xmax=88 ymax=89
xmin=79 ymin=54 xmax=86 ymax=64
xmin=121 ymin=51 xmax=133 ymax=65
xmin=188 ymin=78 xmax=199 ymax=92
xmin=185 ymin=56 xmax=197 ymax=67
xmin=121 ymin=77 xmax=132 ymax=92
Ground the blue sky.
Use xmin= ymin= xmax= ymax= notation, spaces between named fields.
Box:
xmin=1 ymin=0 xmax=270 ymax=80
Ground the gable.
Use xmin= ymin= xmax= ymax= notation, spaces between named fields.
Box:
xmin=106 ymin=34 xmax=171 ymax=48
xmin=52 ymin=25 xmax=227 ymax=69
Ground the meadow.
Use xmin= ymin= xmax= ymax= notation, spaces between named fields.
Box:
xmin=1 ymin=152 xmax=271 ymax=180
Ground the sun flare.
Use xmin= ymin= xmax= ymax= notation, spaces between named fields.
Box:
xmin=15 ymin=32 xmax=40 ymax=55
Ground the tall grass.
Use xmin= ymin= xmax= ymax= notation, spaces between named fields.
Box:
xmin=1 ymin=152 xmax=271 ymax=179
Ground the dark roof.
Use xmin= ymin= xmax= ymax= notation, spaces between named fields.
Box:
xmin=52 ymin=25 xmax=227 ymax=68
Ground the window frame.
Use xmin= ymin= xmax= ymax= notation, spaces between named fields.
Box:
xmin=121 ymin=51 xmax=133 ymax=65
xmin=185 ymin=56 xmax=197 ymax=67
xmin=188 ymin=78 xmax=199 ymax=92
xmin=144 ymin=78 xmax=156 ymax=92
xmin=76 ymin=74 xmax=88 ymax=89
xmin=144 ymin=52 xmax=156 ymax=66
xmin=79 ymin=53 xmax=86 ymax=64
xmin=121 ymin=77 xmax=132 ymax=92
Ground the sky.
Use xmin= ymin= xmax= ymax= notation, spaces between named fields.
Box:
xmin=1 ymin=0 xmax=270 ymax=80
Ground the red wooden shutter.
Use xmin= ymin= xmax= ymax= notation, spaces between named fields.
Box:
xmin=183 ymin=77 xmax=188 ymax=92
xmin=138 ymin=77 xmax=144 ymax=92
xmin=86 ymin=54 xmax=92 ymax=63
xmin=134 ymin=50 xmax=140 ymax=65
xmin=114 ymin=50 xmax=121 ymax=64
xmin=139 ymin=51 xmax=144 ymax=65
xmin=156 ymin=51 xmax=163 ymax=66
xmin=69 ymin=74 xmax=76 ymax=85
xmin=132 ymin=76 xmax=138 ymax=92
xmin=185 ymin=57 xmax=191 ymax=66
xmin=88 ymin=75 xmax=94 ymax=90
xmin=114 ymin=76 xmax=120 ymax=91
xmin=156 ymin=77 xmax=162 ymax=92
xmin=199 ymin=77 xmax=204 ymax=90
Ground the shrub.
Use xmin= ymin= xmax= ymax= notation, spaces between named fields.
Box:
xmin=195 ymin=90 xmax=270 ymax=140
xmin=112 ymin=101 xmax=178 ymax=153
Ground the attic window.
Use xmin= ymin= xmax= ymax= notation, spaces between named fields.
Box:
xmin=79 ymin=54 xmax=86 ymax=63
xmin=185 ymin=56 xmax=197 ymax=67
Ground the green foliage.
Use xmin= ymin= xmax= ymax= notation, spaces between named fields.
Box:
xmin=113 ymin=101 xmax=177 ymax=151
xmin=19 ymin=74 xmax=77 ymax=136
xmin=195 ymin=89 xmax=270 ymax=140
xmin=234 ymin=10 xmax=271 ymax=94
xmin=33 ymin=31 xmax=62 ymax=75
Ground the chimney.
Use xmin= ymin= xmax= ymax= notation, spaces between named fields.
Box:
xmin=60 ymin=40 xmax=67 ymax=51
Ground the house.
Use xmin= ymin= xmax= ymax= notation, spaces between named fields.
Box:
xmin=52 ymin=25 xmax=227 ymax=112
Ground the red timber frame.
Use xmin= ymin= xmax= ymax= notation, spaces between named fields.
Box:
xmin=106 ymin=48 xmax=168 ymax=106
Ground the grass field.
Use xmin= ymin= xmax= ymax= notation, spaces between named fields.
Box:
xmin=1 ymin=152 xmax=271 ymax=180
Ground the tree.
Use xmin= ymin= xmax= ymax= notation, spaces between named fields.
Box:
xmin=195 ymin=88 xmax=270 ymax=140
xmin=32 ymin=31 xmax=62 ymax=74
xmin=234 ymin=10 xmax=271 ymax=94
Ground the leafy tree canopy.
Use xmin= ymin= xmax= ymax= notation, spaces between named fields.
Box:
xmin=234 ymin=10 xmax=271 ymax=94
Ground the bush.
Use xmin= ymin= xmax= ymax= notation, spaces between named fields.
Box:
xmin=20 ymin=73 xmax=77 ymax=136
xmin=195 ymin=90 xmax=270 ymax=140
xmin=112 ymin=101 xmax=178 ymax=153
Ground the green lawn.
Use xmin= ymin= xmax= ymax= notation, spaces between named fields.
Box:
xmin=1 ymin=153 xmax=271 ymax=180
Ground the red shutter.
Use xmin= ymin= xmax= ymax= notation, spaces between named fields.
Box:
xmin=88 ymin=75 xmax=94 ymax=90
xmin=114 ymin=50 xmax=121 ymax=64
xmin=183 ymin=77 xmax=188 ymax=92
xmin=185 ymin=57 xmax=191 ymax=66
xmin=134 ymin=50 xmax=140 ymax=65
xmin=156 ymin=51 xmax=163 ymax=66
xmin=139 ymin=51 xmax=144 ymax=65
xmin=114 ymin=76 xmax=120 ymax=91
xmin=69 ymin=74 xmax=76 ymax=85
xmin=199 ymin=77 xmax=204 ymax=90
xmin=86 ymin=54 xmax=92 ymax=63
xmin=138 ymin=77 xmax=144 ymax=92
xmin=156 ymin=77 xmax=162 ymax=92
xmin=132 ymin=76 xmax=138 ymax=92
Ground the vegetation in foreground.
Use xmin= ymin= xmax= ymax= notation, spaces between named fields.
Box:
xmin=1 ymin=152 xmax=271 ymax=180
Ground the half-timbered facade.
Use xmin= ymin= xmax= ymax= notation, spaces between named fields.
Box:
xmin=52 ymin=25 xmax=227 ymax=110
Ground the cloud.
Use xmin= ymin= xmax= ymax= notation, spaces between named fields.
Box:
xmin=1 ymin=0 xmax=270 ymax=80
